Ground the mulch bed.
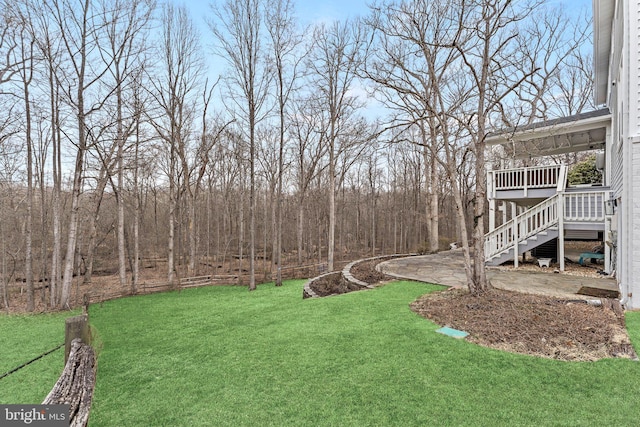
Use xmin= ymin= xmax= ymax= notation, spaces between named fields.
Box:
xmin=308 ymin=256 xmax=397 ymax=297
xmin=349 ymin=257 xmax=394 ymax=284
xmin=309 ymin=272 xmax=363 ymax=297
xmin=410 ymin=288 xmax=636 ymax=361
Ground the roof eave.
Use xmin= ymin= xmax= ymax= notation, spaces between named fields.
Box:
xmin=593 ymin=0 xmax=614 ymax=106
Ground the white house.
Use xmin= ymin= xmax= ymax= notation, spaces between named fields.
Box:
xmin=484 ymin=0 xmax=640 ymax=309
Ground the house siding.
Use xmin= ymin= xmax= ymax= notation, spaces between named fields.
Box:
xmin=611 ymin=137 xmax=623 ymax=197
xmin=629 ymin=142 xmax=640 ymax=307
xmin=619 ymin=0 xmax=640 ymax=308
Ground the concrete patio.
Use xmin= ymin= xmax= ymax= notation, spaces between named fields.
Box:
xmin=378 ymin=249 xmax=619 ymax=300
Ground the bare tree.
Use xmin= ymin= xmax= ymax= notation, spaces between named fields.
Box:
xmin=364 ymin=0 xmax=463 ymax=254
xmin=289 ymin=94 xmax=328 ymax=264
xmin=149 ymin=3 xmax=203 ymax=287
xmin=45 ymin=0 xmax=112 ymax=308
xmin=0 ymin=3 xmax=20 ymax=88
xmin=186 ymin=83 xmax=231 ymax=276
xmin=97 ymin=0 xmax=154 ymax=290
xmin=307 ymin=19 xmax=366 ymax=271
xmin=265 ymin=0 xmax=304 ymax=286
xmin=130 ymin=69 xmax=148 ymax=293
xmin=209 ymin=0 xmax=271 ymax=290
xmin=28 ymin=3 xmax=64 ymax=307
xmin=499 ymin=4 xmax=592 ymax=127
xmin=546 ymin=11 xmax=594 ymax=118
xmin=10 ymin=4 xmax=37 ymax=311
xmin=452 ymin=0 xmax=541 ymax=294
xmin=0 ymin=97 xmax=19 ymax=311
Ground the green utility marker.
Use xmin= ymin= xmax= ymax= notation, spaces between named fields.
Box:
xmin=436 ymin=327 xmax=469 ymax=339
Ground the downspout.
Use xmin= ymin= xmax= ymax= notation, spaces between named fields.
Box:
xmin=619 ymin=288 xmax=628 ymax=307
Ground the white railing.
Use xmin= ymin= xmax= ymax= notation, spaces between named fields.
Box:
xmin=490 ymin=164 xmax=567 ymax=197
xmin=485 ymin=194 xmax=560 ymax=260
xmin=564 ymin=191 xmax=606 ymax=222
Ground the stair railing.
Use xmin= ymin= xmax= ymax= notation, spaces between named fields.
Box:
xmin=484 ymin=194 xmax=560 ymax=261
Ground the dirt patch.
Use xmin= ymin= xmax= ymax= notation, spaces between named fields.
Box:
xmin=410 ymin=288 xmax=636 ymax=361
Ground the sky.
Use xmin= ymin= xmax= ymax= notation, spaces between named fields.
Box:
xmin=181 ymin=0 xmax=594 ymax=113
xmin=185 ymin=0 xmax=594 ymax=73
xmin=185 ymin=0 xmax=593 ymax=29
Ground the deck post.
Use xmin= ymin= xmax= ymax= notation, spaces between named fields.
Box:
xmin=488 ymin=170 xmax=496 ymax=231
xmin=513 ymin=218 xmax=519 ymax=268
xmin=489 ymin=199 xmax=496 ymax=231
xmin=557 ymin=194 xmax=565 ymax=272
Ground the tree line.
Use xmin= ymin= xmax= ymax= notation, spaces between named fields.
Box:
xmin=0 ymin=0 xmax=593 ymax=310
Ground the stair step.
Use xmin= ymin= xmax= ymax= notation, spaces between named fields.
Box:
xmin=487 ymin=226 xmax=560 ymax=265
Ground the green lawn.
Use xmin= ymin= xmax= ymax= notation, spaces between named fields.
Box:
xmin=0 ymin=309 xmax=80 ymax=403
xmin=3 ymin=281 xmax=640 ymax=426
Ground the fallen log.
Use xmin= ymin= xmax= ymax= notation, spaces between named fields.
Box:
xmin=43 ymin=339 xmax=96 ymax=427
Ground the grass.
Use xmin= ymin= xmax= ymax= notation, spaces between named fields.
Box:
xmin=0 ymin=308 xmax=80 ymax=403
xmin=3 ymin=281 xmax=640 ymax=426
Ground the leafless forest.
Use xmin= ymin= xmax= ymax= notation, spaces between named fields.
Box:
xmin=0 ymin=0 xmax=593 ymax=310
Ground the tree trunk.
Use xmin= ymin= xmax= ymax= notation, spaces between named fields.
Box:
xmin=328 ymin=132 xmax=336 ymax=272
xmin=168 ymin=155 xmax=176 ymax=287
xmin=59 ymin=0 xmax=92 ymax=309
xmin=132 ymin=120 xmax=141 ymax=294
xmin=84 ymin=172 xmax=108 ymax=286
xmin=425 ymin=122 xmax=440 ymax=253
xmin=470 ymin=135 xmax=489 ymax=294
xmin=24 ymin=74 xmax=34 ymax=312
xmin=116 ymin=95 xmax=127 ymax=290
xmin=50 ymin=107 xmax=61 ymax=308
xmin=188 ymin=193 xmax=197 ymax=276
xmin=249 ymin=107 xmax=256 ymax=291
xmin=1 ymin=205 xmax=8 ymax=310
xmin=297 ymin=198 xmax=304 ymax=265
xmin=60 ymin=142 xmax=84 ymax=309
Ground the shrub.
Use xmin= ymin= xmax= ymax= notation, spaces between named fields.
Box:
xmin=568 ymin=154 xmax=602 ymax=185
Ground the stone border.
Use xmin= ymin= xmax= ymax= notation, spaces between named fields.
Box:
xmin=303 ymin=271 xmax=342 ymax=299
xmin=304 ymin=254 xmax=417 ymax=299
xmin=342 ymin=260 xmax=373 ymax=289
xmin=343 ymin=254 xmax=414 ymax=289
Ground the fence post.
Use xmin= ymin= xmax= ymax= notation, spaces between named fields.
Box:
xmin=65 ymin=314 xmax=90 ymax=364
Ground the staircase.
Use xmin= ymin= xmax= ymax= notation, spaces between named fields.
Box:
xmin=485 ymin=164 xmax=608 ymax=266
xmin=485 ymin=194 xmax=560 ymax=266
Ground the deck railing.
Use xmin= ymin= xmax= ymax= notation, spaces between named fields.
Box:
xmin=490 ymin=164 xmax=567 ymax=197
xmin=564 ymin=191 xmax=606 ymax=222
